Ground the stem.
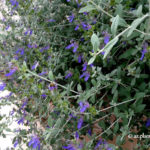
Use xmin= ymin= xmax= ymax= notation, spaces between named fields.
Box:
xmin=27 ymin=69 xmax=79 ymax=94
xmin=95 ymin=117 xmax=121 ymax=139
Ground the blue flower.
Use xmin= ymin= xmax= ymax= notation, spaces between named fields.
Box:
xmin=41 ymin=94 xmax=47 ymax=99
xmin=65 ymin=72 xmax=73 ymax=79
xmin=9 ymin=0 xmax=19 ymax=8
xmin=80 ymin=72 xmax=90 ymax=81
xmin=78 ymin=55 xmax=82 ymax=63
xmin=5 ymin=68 xmax=17 ymax=77
xmin=24 ymin=29 xmax=32 ymax=36
xmin=48 ymin=83 xmax=57 ymax=91
xmin=0 ymin=82 xmax=6 ymax=91
xmin=75 ymin=131 xmax=79 ymax=140
xmin=146 ymin=118 xmax=150 ymax=127
xmin=66 ymin=42 xmax=78 ymax=53
xmin=6 ymin=25 xmax=10 ymax=30
xmin=21 ymin=100 xmax=28 ymax=109
xmin=140 ymin=42 xmax=148 ymax=61
xmin=14 ymin=140 xmax=18 ymax=148
xmin=66 ymin=43 xmax=74 ymax=49
xmin=81 ymin=22 xmax=91 ymax=30
xmin=47 ymin=19 xmax=56 ymax=22
xmin=63 ymin=144 xmax=76 ymax=150
xmin=31 ymin=61 xmax=39 ymax=70
xmin=39 ymin=71 xmax=48 ymax=76
xmin=79 ymin=101 xmax=89 ymax=113
xmin=77 ymin=117 xmax=83 ymax=129
xmin=67 ymin=14 xmax=75 ymax=23
xmin=28 ymin=135 xmax=40 ymax=150
xmin=88 ymin=128 xmax=92 ymax=136
xmin=15 ymin=48 xmax=24 ymax=55
xmin=102 ymin=31 xmax=110 ymax=44
xmin=75 ymin=25 xmax=80 ymax=31
xmin=66 ymin=0 xmax=70 ymax=2
xmin=82 ymin=62 xmax=88 ymax=71
xmin=17 ymin=117 xmax=25 ymax=125
xmin=40 ymin=45 xmax=50 ymax=52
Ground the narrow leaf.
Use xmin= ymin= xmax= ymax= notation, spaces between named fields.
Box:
xmin=127 ymin=14 xmax=148 ymax=37
xmin=103 ymin=37 xmax=119 ymax=59
xmin=88 ymin=56 xmax=96 ymax=65
xmin=79 ymin=5 xmax=96 ymax=13
xmin=111 ymin=15 xmax=120 ymax=36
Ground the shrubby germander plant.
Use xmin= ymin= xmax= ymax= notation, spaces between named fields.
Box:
xmin=0 ymin=0 xmax=150 ymax=149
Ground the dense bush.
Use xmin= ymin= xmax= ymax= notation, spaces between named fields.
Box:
xmin=0 ymin=0 xmax=150 ymax=149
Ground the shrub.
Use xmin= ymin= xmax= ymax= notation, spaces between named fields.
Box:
xmin=0 ymin=0 xmax=150 ymax=149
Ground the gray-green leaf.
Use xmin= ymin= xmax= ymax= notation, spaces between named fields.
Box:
xmin=111 ymin=15 xmax=120 ymax=36
xmin=127 ymin=14 xmax=148 ymax=37
xmin=79 ymin=5 xmax=96 ymax=13
xmin=91 ymin=33 xmax=100 ymax=52
xmin=88 ymin=56 xmax=96 ymax=65
xmin=103 ymin=37 xmax=119 ymax=59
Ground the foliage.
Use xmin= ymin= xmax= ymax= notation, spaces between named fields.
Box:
xmin=0 ymin=0 xmax=150 ymax=149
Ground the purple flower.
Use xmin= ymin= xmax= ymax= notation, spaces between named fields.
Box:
xmin=21 ymin=100 xmax=28 ymax=109
xmin=39 ymin=71 xmax=48 ymax=76
xmin=83 ymin=12 xmax=88 ymax=15
xmin=10 ymin=110 xmax=15 ymax=116
xmin=5 ymin=68 xmax=17 ymax=77
xmin=0 ymin=82 xmax=6 ymax=91
xmin=65 ymin=72 xmax=73 ymax=79
xmin=146 ymin=118 xmax=150 ymax=127
xmin=66 ymin=43 xmax=74 ymax=49
xmin=101 ymin=51 xmax=105 ymax=55
xmin=140 ymin=42 xmax=148 ymax=61
xmin=41 ymin=94 xmax=47 ymax=99
xmin=63 ymin=144 xmax=76 ymax=150
xmin=75 ymin=25 xmax=80 ymax=31
xmin=17 ymin=117 xmax=25 ymax=125
xmin=24 ymin=29 xmax=32 ymax=36
xmin=47 ymin=19 xmax=56 ymax=22
xmin=6 ymin=25 xmax=10 ymax=30
xmin=77 ymin=117 xmax=83 ymax=129
xmin=27 ymin=44 xmax=33 ymax=48
xmin=31 ymin=61 xmax=39 ymax=70
xmin=95 ymin=139 xmax=103 ymax=149
xmin=66 ymin=42 xmax=78 ymax=53
xmin=82 ymin=62 xmax=88 ymax=71
xmin=79 ymin=101 xmax=89 ymax=113
xmin=48 ymin=83 xmax=57 ymax=91
xmin=88 ymin=128 xmax=92 ymax=136
xmin=80 ymin=72 xmax=90 ymax=81
xmin=73 ymin=42 xmax=78 ymax=53
xmin=40 ymin=45 xmax=50 ymax=52
xmin=81 ymin=22 xmax=91 ymax=30
xmin=66 ymin=0 xmax=70 ymax=2
xmin=67 ymin=14 xmax=75 ymax=23
xmin=78 ymin=55 xmax=82 ymax=63
xmin=9 ymin=0 xmax=19 ymax=7
xmin=75 ymin=131 xmax=79 ymax=140
xmin=102 ymin=31 xmax=110 ymax=44
xmin=15 ymin=48 xmax=24 ymax=55
xmin=28 ymin=135 xmax=40 ymax=150
xmin=14 ymin=140 xmax=18 ymax=148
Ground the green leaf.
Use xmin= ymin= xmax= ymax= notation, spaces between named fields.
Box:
xmin=127 ymin=14 xmax=148 ymax=37
xmin=111 ymin=15 xmax=120 ymax=36
xmin=88 ymin=56 xmax=96 ymax=65
xmin=103 ymin=37 xmax=119 ymax=59
xmin=134 ymin=92 xmax=145 ymax=100
xmin=77 ymin=84 xmax=82 ymax=92
xmin=91 ymin=33 xmax=100 ymax=52
xmin=79 ymin=5 xmax=96 ymax=13
xmin=48 ymin=71 xmax=54 ymax=81
xmin=136 ymin=5 xmax=143 ymax=16
xmin=135 ymin=104 xmax=146 ymax=113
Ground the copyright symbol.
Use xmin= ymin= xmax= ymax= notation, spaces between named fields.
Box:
xmin=128 ymin=134 xmax=132 ymax=138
